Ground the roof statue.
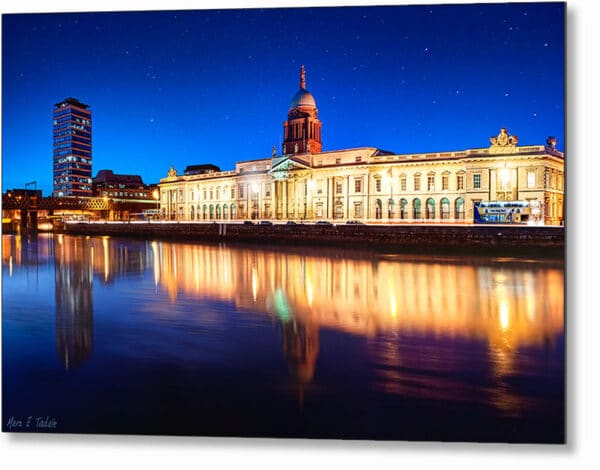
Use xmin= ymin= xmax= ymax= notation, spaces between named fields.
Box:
xmin=490 ymin=128 xmax=519 ymax=150
xmin=167 ymin=165 xmax=177 ymax=178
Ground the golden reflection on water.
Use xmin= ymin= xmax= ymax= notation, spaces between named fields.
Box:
xmin=3 ymin=235 xmax=564 ymax=414
xmin=149 ymin=243 xmax=563 ymax=348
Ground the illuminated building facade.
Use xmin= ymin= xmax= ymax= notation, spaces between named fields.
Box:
xmin=53 ymin=97 xmax=93 ymax=197
xmin=159 ymin=67 xmax=564 ymax=225
xmin=92 ymin=169 xmax=154 ymax=200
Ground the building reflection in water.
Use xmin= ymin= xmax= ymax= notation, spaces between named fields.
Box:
xmin=51 ymin=235 xmax=153 ymax=369
xmin=54 ymin=235 xmax=94 ymax=369
xmin=4 ymin=234 xmax=562 ymax=412
xmin=153 ymin=242 xmax=563 ymax=412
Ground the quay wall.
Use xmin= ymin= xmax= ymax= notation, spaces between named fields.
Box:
xmin=59 ymin=222 xmax=564 ymax=257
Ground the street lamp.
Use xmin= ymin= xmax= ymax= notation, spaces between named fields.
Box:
xmin=499 ymin=167 xmax=511 ymax=201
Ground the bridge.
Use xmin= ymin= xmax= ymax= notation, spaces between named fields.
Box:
xmin=2 ymin=191 xmax=155 ymax=233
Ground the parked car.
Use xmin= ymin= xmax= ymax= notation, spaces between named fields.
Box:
xmin=346 ymin=220 xmax=364 ymax=225
xmin=243 ymin=220 xmax=254 ymax=225
xmin=315 ymin=220 xmax=332 ymax=225
xmin=285 ymin=221 xmax=297 ymax=225
xmin=259 ymin=220 xmax=273 ymax=225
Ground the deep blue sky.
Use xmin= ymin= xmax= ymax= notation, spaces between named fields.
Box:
xmin=2 ymin=3 xmax=564 ymax=195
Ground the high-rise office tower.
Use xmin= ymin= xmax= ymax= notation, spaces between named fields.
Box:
xmin=53 ymin=97 xmax=92 ymax=197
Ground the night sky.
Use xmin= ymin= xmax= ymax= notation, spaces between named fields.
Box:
xmin=2 ymin=3 xmax=565 ymax=195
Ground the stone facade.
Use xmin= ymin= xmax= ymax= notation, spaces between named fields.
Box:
xmin=158 ymin=68 xmax=564 ymax=225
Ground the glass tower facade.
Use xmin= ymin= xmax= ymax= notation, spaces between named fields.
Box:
xmin=53 ymin=97 xmax=92 ymax=197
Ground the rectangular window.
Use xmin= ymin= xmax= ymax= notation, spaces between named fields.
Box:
xmin=375 ymin=178 xmax=382 ymax=192
xmin=400 ymin=177 xmax=407 ymax=192
xmin=239 ymin=185 xmax=245 ymax=198
xmin=335 ymin=158 xmax=342 ymax=165
xmin=457 ymin=175 xmax=465 ymax=190
xmin=428 ymin=176 xmax=435 ymax=191
xmin=355 ymin=178 xmax=362 ymax=193
xmin=336 ymin=181 xmax=343 ymax=194
xmin=265 ymin=184 xmax=271 ymax=197
xmin=414 ymin=175 xmax=421 ymax=191
xmin=473 ymin=174 xmax=481 ymax=189
xmin=231 ymin=187 xmax=236 ymax=199
xmin=442 ymin=175 xmax=449 ymax=190
xmin=354 ymin=202 xmax=362 ymax=218
xmin=527 ymin=171 xmax=536 ymax=188
xmin=355 ymin=156 xmax=362 ymax=163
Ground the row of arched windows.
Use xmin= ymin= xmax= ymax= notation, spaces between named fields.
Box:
xmin=189 ymin=203 xmax=237 ymax=221
xmin=371 ymin=197 xmax=465 ymax=220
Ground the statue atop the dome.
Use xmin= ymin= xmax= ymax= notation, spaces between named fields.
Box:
xmin=167 ymin=165 xmax=177 ymax=178
xmin=272 ymin=146 xmax=277 ymax=157
xmin=547 ymin=136 xmax=557 ymax=148
xmin=300 ymin=64 xmax=306 ymax=90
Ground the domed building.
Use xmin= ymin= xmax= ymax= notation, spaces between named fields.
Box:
xmin=282 ymin=65 xmax=322 ymax=155
xmin=158 ymin=66 xmax=564 ymax=225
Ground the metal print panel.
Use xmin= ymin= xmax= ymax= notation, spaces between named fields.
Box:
xmin=1 ymin=2 xmax=565 ymax=443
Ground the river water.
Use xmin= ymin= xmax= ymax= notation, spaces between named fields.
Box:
xmin=1 ymin=233 xmax=564 ymax=442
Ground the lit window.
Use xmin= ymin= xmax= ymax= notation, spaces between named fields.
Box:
xmin=414 ymin=175 xmax=421 ymax=191
xmin=354 ymin=202 xmax=363 ymax=218
xmin=457 ymin=175 xmax=465 ymax=190
xmin=527 ymin=171 xmax=536 ymax=188
xmin=428 ymin=175 xmax=435 ymax=191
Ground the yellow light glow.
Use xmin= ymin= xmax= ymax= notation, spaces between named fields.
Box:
xmin=306 ymin=274 xmax=313 ymax=306
xmin=252 ymin=266 xmax=258 ymax=302
xmin=499 ymin=167 xmax=511 ymax=187
xmin=390 ymin=294 xmax=397 ymax=318
xmin=102 ymin=236 xmax=109 ymax=282
xmin=151 ymin=241 xmax=160 ymax=289
xmin=499 ymin=301 xmax=510 ymax=330
xmin=9 ymin=255 xmax=13 ymax=277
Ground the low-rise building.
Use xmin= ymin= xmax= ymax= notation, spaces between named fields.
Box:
xmin=159 ymin=67 xmax=564 ymax=225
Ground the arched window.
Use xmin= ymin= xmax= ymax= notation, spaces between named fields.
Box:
xmin=388 ymin=198 xmax=394 ymax=219
xmin=400 ymin=198 xmax=408 ymax=219
xmin=209 ymin=205 xmax=214 ymax=219
xmin=223 ymin=204 xmax=229 ymax=220
xmin=190 ymin=205 xmax=195 ymax=220
xmin=441 ymin=197 xmax=450 ymax=220
xmin=203 ymin=204 xmax=207 ymax=220
xmin=216 ymin=204 xmax=221 ymax=219
xmin=413 ymin=198 xmax=421 ymax=219
xmin=455 ymin=197 xmax=465 ymax=220
xmin=426 ymin=198 xmax=435 ymax=220
xmin=231 ymin=204 xmax=236 ymax=220
xmin=375 ymin=199 xmax=383 ymax=219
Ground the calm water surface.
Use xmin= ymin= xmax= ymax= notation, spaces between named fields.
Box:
xmin=2 ymin=234 xmax=564 ymax=442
